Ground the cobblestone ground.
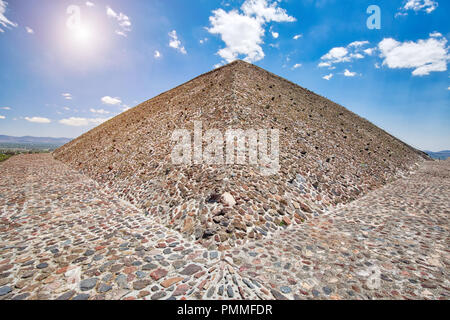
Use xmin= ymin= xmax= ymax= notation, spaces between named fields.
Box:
xmin=0 ymin=154 xmax=449 ymax=300
xmin=0 ymin=154 xmax=271 ymax=300
xmin=233 ymin=160 xmax=450 ymax=300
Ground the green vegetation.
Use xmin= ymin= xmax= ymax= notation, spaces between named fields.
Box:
xmin=0 ymin=153 xmax=13 ymax=162
xmin=0 ymin=149 xmax=52 ymax=163
xmin=0 ymin=142 xmax=59 ymax=157
xmin=0 ymin=142 xmax=61 ymax=152
xmin=0 ymin=142 xmax=58 ymax=163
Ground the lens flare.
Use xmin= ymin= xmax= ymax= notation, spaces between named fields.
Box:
xmin=72 ymin=25 xmax=92 ymax=44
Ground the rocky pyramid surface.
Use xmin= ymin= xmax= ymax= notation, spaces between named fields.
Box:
xmin=54 ymin=60 xmax=429 ymax=250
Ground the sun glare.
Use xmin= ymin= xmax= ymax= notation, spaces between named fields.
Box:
xmin=72 ymin=25 xmax=93 ymax=44
xmin=60 ymin=18 xmax=108 ymax=67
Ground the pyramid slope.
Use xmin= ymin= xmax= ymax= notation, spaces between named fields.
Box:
xmin=54 ymin=60 xmax=428 ymax=249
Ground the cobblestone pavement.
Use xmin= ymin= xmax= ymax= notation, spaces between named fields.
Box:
xmin=0 ymin=154 xmax=271 ymax=300
xmin=0 ymin=154 xmax=449 ymax=300
xmin=233 ymin=160 xmax=450 ymax=300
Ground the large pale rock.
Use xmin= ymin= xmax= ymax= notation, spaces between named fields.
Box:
xmin=221 ymin=192 xmax=236 ymax=207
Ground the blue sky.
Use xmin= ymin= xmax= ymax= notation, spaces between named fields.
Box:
xmin=0 ymin=0 xmax=448 ymax=151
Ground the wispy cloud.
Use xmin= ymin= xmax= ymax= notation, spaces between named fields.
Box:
xmin=322 ymin=73 xmax=333 ymax=80
xmin=86 ymin=1 xmax=95 ymax=7
xmin=292 ymin=63 xmax=302 ymax=70
xmin=154 ymin=50 xmax=162 ymax=59
xmin=319 ymin=41 xmax=370 ymax=68
xmin=101 ymin=96 xmax=122 ymax=105
xmin=364 ymin=48 xmax=375 ymax=56
xmin=90 ymin=108 xmax=110 ymax=114
xmin=62 ymin=93 xmax=73 ymax=100
xmin=0 ymin=106 xmax=11 ymax=110
xmin=106 ymin=6 xmax=131 ymax=37
xmin=169 ymin=30 xmax=187 ymax=54
xmin=343 ymin=69 xmax=357 ymax=77
xmin=398 ymin=0 xmax=438 ymax=15
xmin=207 ymin=0 xmax=295 ymax=63
xmin=25 ymin=26 xmax=34 ymax=34
xmin=0 ymin=115 xmax=5 ymax=119
xmin=25 ymin=116 xmax=51 ymax=123
xmin=59 ymin=117 xmax=109 ymax=127
xmin=0 ymin=0 xmax=17 ymax=33
xmin=293 ymin=34 xmax=302 ymax=40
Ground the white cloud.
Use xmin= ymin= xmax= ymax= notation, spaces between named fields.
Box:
xmin=321 ymin=47 xmax=348 ymax=63
xmin=348 ymin=41 xmax=370 ymax=47
xmin=101 ymin=96 xmax=122 ymax=105
xmin=402 ymin=0 xmax=438 ymax=14
xmin=0 ymin=0 xmax=17 ymax=33
xmin=364 ymin=48 xmax=375 ymax=56
xmin=292 ymin=63 xmax=302 ymax=69
xmin=271 ymin=31 xmax=279 ymax=39
xmin=59 ymin=117 xmax=109 ymax=127
xmin=168 ymin=30 xmax=187 ymax=54
xmin=318 ymin=62 xmax=331 ymax=68
xmin=241 ymin=0 xmax=296 ymax=22
xmin=25 ymin=26 xmax=34 ymax=34
xmin=323 ymin=73 xmax=333 ymax=80
xmin=319 ymin=40 xmax=371 ymax=68
xmin=378 ymin=35 xmax=449 ymax=76
xmin=25 ymin=117 xmax=51 ymax=124
xmin=430 ymin=31 xmax=442 ymax=38
xmin=199 ymin=38 xmax=208 ymax=44
xmin=208 ymin=9 xmax=264 ymax=62
xmin=293 ymin=34 xmax=302 ymax=40
xmin=0 ymin=115 xmax=5 ymax=119
xmin=62 ymin=93 xmax=73 ymax=100
xmin=207 ymin=0 xmax=295 ymax=63
xmin=90 ymin=108 xmax=110 ymax=114
xmin=86 ymin=1 xmax=94 ymax=7
xmin=154 ymin=50 xmax=162 ymax=59
xmin=447 ymin=86 xmax=450 ymax=90
xmin=0 ymin=106 xmax=11 ymax=110
xmin=344 ymin=69 xmax=357 ymax=77
xmin=106 ymin=6 xmax=131 ymax=37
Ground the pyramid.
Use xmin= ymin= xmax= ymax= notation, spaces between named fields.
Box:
xmin=54 ymin=60 xmax=428 ymax=250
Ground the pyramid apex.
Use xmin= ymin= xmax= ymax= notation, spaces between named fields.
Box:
xmin=226 ymin=59 xmax=252 ymax=67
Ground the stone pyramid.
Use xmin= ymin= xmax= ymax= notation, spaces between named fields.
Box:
xmin=54 ymin=60 xmax=428 ymax=250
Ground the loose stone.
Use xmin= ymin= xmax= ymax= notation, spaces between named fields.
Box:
xmin=80 ymin=278 xmax=98 ymax=291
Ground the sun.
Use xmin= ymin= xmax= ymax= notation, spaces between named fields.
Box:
xmin=60 ymin=19 xmax=107 ymax=65
xmin=72 ymin=25 xmax=93 ymax=44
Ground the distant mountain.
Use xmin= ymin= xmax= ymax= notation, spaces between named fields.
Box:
xmin=424 ymin=150 xmax=450 ymax=160
xmin=0 ymin=135 xmax=71 ymax=145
